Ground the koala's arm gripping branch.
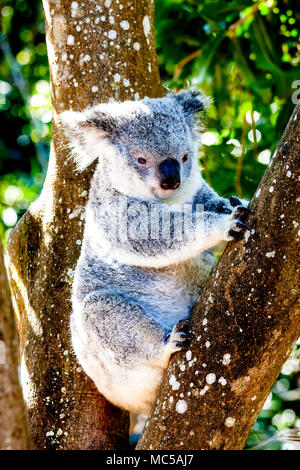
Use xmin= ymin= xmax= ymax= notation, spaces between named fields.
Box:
xmin=106 ymin=202 xmax=241 ymax=269
xmin=137 ymin=102 xmax=300 ymax=450
xmin=193 ymin=181 xmax=233 ymax=212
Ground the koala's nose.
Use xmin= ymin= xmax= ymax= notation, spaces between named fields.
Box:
xmin=159 ymin=159 xmax=181 ymax=190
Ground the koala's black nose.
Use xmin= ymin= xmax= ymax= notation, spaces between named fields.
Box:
xmin=159 ymin=159 xmax=181 ymax=190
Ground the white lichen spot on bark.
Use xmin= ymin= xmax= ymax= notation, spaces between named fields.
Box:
xmin=199 ymin=385 xmax=209 ymax=396
xmin=120 ymin=20 xmax=130 ymax=30
xmin=186 ymin=350 xmax=192 ymax=361
xmin=222 ymin=353 xmax=231 ymax=365
xmin=108 ymin=30 xmax=117 ymax=40
xmin=143 ymin=15 xmax=150 ymax=37
xmin=176 ymin=400 xmax=187 ymax=414
xmin=71 ymin=2 xmax=79 ymax=18
xmin=67 ymin=35 xmax=75 ymax=45
xmin=169 ymin=374 xmax=180 ymax=391
xmin=225 ymin=417 xmax=236 ymax=427
xmin=218 ymin=377 xmax=227 ymax=386
xmin=206 ymin=373 xmax=216 ymax=384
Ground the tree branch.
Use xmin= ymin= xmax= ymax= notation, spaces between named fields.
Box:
xmin=7 ymin=0 xmax=164 ymax=450
xmin=227 ymin=0 xmax=264 ymax=38
xmin=0 ymin=241 xmax=30 ymax=449
xmin=173 ymin=49 xmax=202 ymax=79
xmin=137 ymin=103 xmax=300 ymax=450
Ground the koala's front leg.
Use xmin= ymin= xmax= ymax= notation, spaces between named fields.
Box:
xmin=102 ymin=193 xmax=250 ymax=269
xmin=195 ymin=181 xmax=249 ymax=215
xmin=194 ymin=184 xmax=250 ymax=241
xmin=209 ymin=196 xmax=248 ymax=216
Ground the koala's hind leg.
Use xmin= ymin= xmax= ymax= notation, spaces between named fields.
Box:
xmin=71 ymin=293 xmax=190 ymax=412
xmin=73 ymin=292 xmax=188 ymax=369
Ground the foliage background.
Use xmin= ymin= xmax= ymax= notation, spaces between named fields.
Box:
xmin=0 ymin=0 xmax=299 ymax=449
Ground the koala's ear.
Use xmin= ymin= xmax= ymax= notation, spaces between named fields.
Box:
xmin=174 ymin=90 xmax=210 ymax=118
xmin=58 ymin=107 xmax=115 ymax=171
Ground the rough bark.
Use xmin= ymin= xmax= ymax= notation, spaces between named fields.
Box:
xmin=7 ymin=0 xmax=164 ymax=450
xmin=0 ymin=241 xmax=30 ymax=449
xmin=137 ymin=103 xmax=300 ymax=450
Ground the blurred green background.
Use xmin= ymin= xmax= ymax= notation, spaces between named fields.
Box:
xmin=0 ymin=0 xmax=299 ymax=449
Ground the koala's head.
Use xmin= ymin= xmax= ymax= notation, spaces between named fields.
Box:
xmin=59 ymin=90 xmax=209 ymax=202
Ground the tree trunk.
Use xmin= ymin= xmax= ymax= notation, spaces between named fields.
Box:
xmin=7 ymin=0 xmax=164 ymax=450
xmin=137 ymin=103 xmax=300 ymax=450
xmin=0 ymin=241 xmax=30 ymax=449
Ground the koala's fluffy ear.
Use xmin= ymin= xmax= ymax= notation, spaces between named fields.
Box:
xmin=58 ymin=108 xmax=115 ymax=171
xmin=174 ymin=90 xmax=210 ymax=119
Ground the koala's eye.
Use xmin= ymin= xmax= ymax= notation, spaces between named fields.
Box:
xmin=182 ymin=154 xmax=189 ymax=163
xmin=137 ymin=157 xmax=148 ymax=165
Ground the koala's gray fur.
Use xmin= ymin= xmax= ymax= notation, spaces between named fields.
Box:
xmin=60 ymin=91 xmax=249 ymax=414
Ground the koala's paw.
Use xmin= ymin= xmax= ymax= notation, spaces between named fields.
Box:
xmin=230 ymin=196 xmax=249 ymax=211
xmin=165 ymin=319 xmax=191 ymax=353
xmin=225 ymin=200 xmax=250 ymax=241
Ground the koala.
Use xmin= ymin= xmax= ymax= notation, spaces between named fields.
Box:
xmin=59 ymin=91 xmax=249 ymax=415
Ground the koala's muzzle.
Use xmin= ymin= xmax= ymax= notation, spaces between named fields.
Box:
xmin=159 ymin=159 xmax=180 ymax=190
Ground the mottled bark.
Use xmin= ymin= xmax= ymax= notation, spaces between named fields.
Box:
xmin=7 ymin=0 xmax=164 ymax=450
xmin=0 ymin=241 xmax=30 ymax=449
xmin=137 ymin=104 xmax=300 ymax=450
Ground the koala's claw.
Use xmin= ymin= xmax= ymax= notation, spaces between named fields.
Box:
xmin=228 ymin=228 xmax=244 ymax=241
xmin=232 ymin=205 xmax=250 ymax=222
xmin=176 ymin=340 xmax=190 ymax=348
xmin=174 ymin=319 xmax=190 ymax=333
xmin=166 ymin=319 xmax=191 ymax=352
xmin=215 ymin=201 xmax=232 ymax=214
xmin=227 ymin=215 xmax=249 ymax=241
xmin=235 ymin=220 xmax=248 ymax=230
xmin=229 ymin=196 xmax=242 ymax=207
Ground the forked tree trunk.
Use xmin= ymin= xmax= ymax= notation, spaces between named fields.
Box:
xmin=137 ymin=103 xmax=300 ymax=450
xmin=0 ymin=241 xmax=30 ymax=449
xmin=7 ymin=0 xmax=164 ymax=449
